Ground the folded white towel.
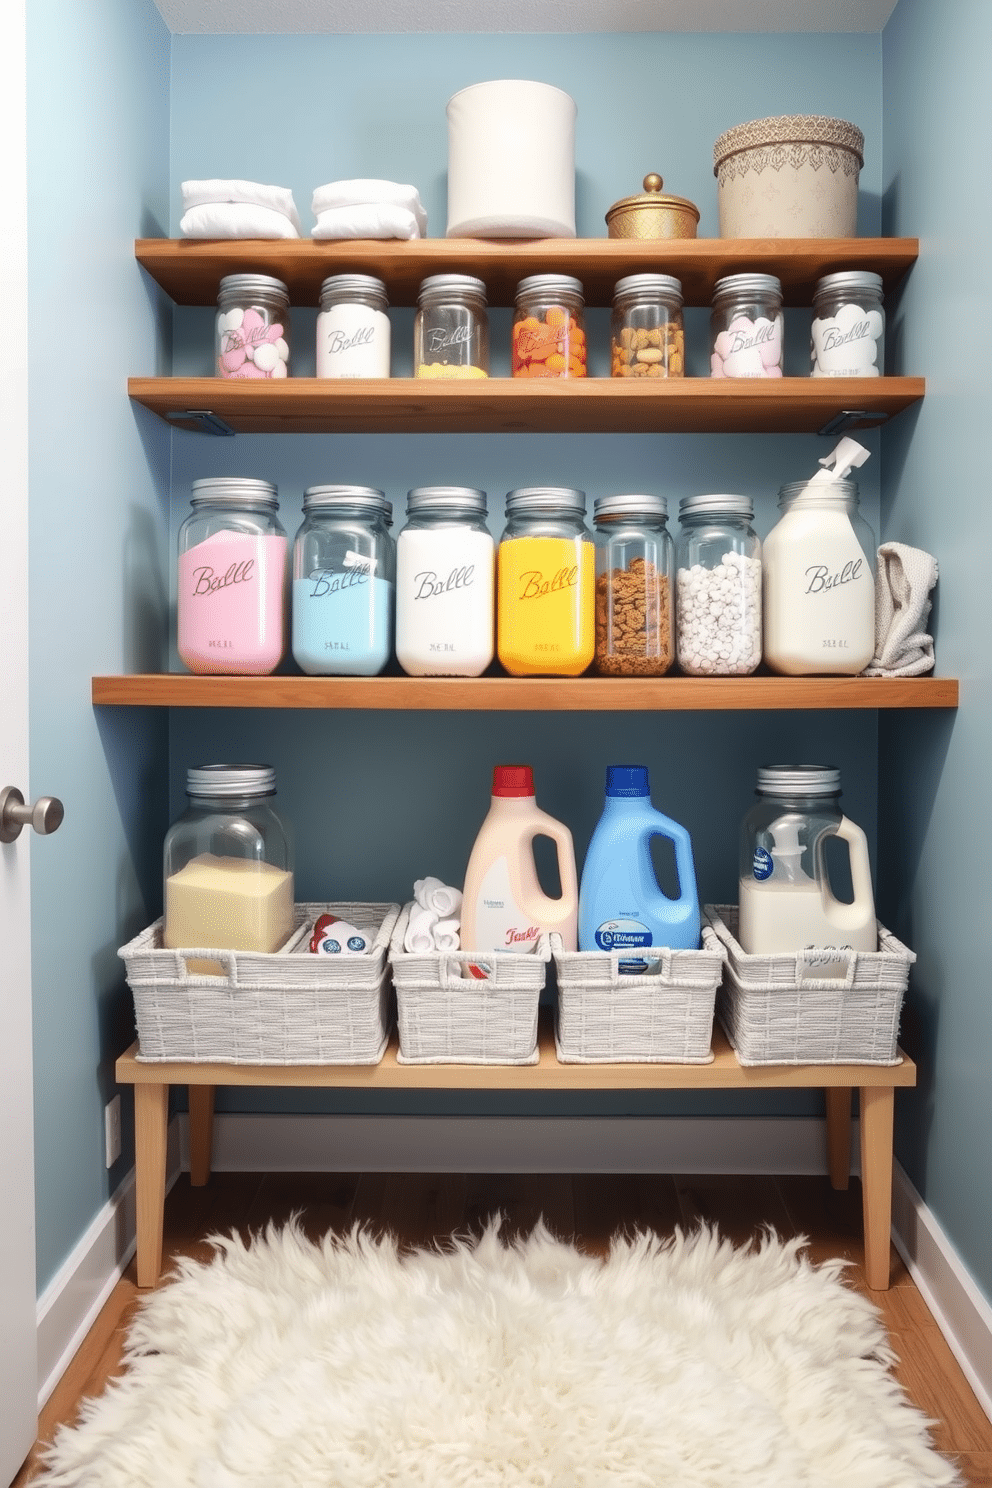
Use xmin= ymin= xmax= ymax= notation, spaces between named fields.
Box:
xmin=182 ymin=178 xmax=302 ymax=234
xmin=413 ymin=877 xmax=463 ymax=918
xmin=312 ymin=203 xmax=421 ymax=241
xmin=180 ymin=202 xmax=300 ymax=240
xmin=403 ymin=906 xmax=438 ymax=954
xmin=863 ymin=541 xmax=939 ymax=677
xmin=433 ymin=918 xmax=461 ymax=952
xmin=311 ymin=178 xmax=427 ymax=234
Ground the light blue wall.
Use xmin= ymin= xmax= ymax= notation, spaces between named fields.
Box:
xmin=879 ymin=0 xmax=992 ymax=1300
xmin=26 ymin=0 xmax=171 ymax=1290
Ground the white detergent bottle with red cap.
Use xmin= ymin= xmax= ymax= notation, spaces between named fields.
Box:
xmin=460 ymin=765 xmax=578 ymax=953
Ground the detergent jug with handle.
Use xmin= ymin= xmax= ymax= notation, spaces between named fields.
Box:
xmin=460 ymin=765 xmax=578 ymax=953
xmin=579 ymin=765 xmax=700 ymax=964
xmin=738 ymin=764 xmax=877 ymax=977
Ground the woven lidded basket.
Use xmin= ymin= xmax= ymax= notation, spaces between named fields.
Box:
xmin=713 ymin=114 xmax=865 ymax=238
xmin=389 ymin=903 xmax=548 ymax=1064
xmin=704 ymin=904 xmax=914 ymax=1066
xmin=553 ymin=924 xmax=725 ymax=1064
xmin=120 ymin=902 xmax=400 ymax=1065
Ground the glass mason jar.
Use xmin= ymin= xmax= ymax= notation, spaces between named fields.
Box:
xmin=675 ymin=494 xmax=762 ymax=676
xmin=291 ymin=485 xmax=395 ymax=676
xmin=710 ymin=273 xmax=784 ymax=378
xmin=592 ymin=493 xmax=674 ymax=676
xmin=611 ymin=273 xmax=684 ymax=379
xmin=316 ymin=274 xmax=390 ymax=378
xmin=811 ymin=271 xmax=885 ymax=377
xmin=762 ymin=479 xmax=876 ymax=676
xmin=512 ymin=274 xmax=587 ymax=378
xmin=395 ymin=487 xmax=495 ymax=676
xmin=497 ymin=487 xmax=595 ymax=676
xmin=177 ymin=478 xmax=288 ymax=676
xmin=215 ymin=273 xmax=291 ymax=379
xmin=163 ymin=764 xmax=295 ymax=973
xmin=413 ymin=275 xmax=489 ymax=379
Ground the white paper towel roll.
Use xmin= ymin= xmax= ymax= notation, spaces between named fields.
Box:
xmin=446 ymin=80 xmax=577 ymax=240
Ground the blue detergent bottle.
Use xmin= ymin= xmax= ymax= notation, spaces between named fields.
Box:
xmin=578 ymin=765 xmax=700 ymax=962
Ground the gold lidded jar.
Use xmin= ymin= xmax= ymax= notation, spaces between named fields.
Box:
xmin=611 ymin=274 xmax=685 ymax=380
xmin=605 ymin=174 xmax=700 ymax=240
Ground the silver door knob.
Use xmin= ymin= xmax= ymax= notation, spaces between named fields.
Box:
xmin=0 ymin=786 xmax=64 ymax=843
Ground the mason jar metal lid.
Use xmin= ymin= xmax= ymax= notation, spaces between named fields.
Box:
xmin=756 ymin=765 xmax=841 ymax=796
xmin=406 ymin=486 xmax=487 ymax=514
xmin=186 ymin=764 xmax=277 ymax=798
xmin=712 ymin=273 xmax=782 ymax=302
xmin=505 ymin=486 xmax=586 ymax=515
xmin=515 ymin=274 xmax=584 ymax=302
xmin=303 ymin=484 xmax=389 ymax=513
xmin=613 ymin=273 xmax=683 ymax=305
xmin=217 ymin=273 xmax=289 ymax=301
xmin=593 ymin=493 xmax=669 ymax=521
xmin=190 ymin=477 xmax=279 ymax=508
xmin=813 ymin=270 xmax=884 ymax=298
xmin=779 ymin=479 xmax=860 ymax=507
xmin=318 ymin=273 xmax=388 ymax=304
xmin=678 ymin=493 xmax=754 ymax=521
xmin=417 ymin=274 xmax=487 ymax=303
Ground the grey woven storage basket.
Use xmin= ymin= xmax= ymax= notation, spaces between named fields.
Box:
xmin=389 ymin=903 xmax=548 ymax=1064
xmin=553 ymin=924 xmax=725 ymax=1063
xmin=704 ymin=904 xmax=914 ymax=1066
xmin=120 ymin=902 xmax=400 ymax=1065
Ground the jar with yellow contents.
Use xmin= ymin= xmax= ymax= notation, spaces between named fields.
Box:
xmin=497 ymin=487 xmax=595 ymax=676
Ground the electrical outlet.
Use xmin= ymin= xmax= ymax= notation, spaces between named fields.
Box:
xmin=104 ymin=1094 xmax=121 ymax=1168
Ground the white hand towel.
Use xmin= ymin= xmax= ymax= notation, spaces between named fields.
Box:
xmin=403 ymin=906 xmax=438 ymax=954
xmin=182 ymin=178 xmax=302 ymax=234
xmin=180 ymin=202 xmax=300 ymax=240
xmin=413 ymin=877 xmax=463 ymax=918
xmin=433 ymin=918 xmax=461 ymax=952
xmin=863 ymin=542 xmax=939 ymax=677
xmin=312 ymin=204 xmax=421 ymax=241
xmin=312 ymin=178 xmax=427 ymax=234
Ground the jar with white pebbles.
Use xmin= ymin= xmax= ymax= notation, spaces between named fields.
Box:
xmin=675 ymin=494 xmax=762 ymax=676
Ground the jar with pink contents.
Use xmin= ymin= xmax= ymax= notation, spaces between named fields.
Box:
xmin=176 ymin=478 xmax=289 ymax=675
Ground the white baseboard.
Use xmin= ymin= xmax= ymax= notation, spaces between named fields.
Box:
xmin=35 ymin=1113 xmax=991 ymax=1429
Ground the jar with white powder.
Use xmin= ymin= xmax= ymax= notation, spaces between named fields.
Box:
xmin=395 ymin=487 xmax=495 ymax=676
xmin=811 ymin=271 xmax=885 ymax=378
xmin=675 ymin=495 xmax=762 ymax=676
xmin=316 ymin=274 xmax=390 ymax=378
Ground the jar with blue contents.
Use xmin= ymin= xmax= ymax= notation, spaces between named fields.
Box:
xmin=291 ymin=486 xmax=395 ymax=675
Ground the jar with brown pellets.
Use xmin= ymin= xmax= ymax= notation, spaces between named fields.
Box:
xmin=611 ymin=274 xmax=685 ymax=379
xmin=592 ymin=493 xmax=674 ymax=675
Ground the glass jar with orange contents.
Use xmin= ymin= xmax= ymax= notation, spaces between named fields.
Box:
xmin=497 ymin=487 xmax=595 ymax=676
xmin=511 ymin=275 xmax=587 ymax=379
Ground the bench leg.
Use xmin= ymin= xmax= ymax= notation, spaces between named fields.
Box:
xmin=825 ymin=1087 xmax=852 ymax=1190
xmin=188 ymin=1085 xmax=215 ymax=1187
xmin=134 ymin=1081 xmax=168 ymax=1288
xmin=859 ymin=1084 xmax=895 ymax=1291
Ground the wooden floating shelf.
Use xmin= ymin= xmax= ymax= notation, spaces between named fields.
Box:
xmin=135 ymin=236 xmax=920 ymax=309
xmin=92 ymin=674 xmax=959 ymax=712
xmin=129 ymin=375 xmax=925 ymax=437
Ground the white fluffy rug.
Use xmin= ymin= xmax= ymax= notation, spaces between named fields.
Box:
xmin=37 ymin=1222 xmax=960 ymax=1488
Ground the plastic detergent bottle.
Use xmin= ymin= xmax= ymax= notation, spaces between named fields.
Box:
xmin=460 ymin=765 xmax=578 ymax=952
xmin=579 ymin=765 xmax=700 ymax=961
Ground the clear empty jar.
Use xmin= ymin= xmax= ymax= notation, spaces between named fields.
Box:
xmin=710 ymin=273 xmax=783 ymax=378
xmin=414 ymin=275 xmax=489 ymax=379
xmin=497 ymin=487 xmax=595 ymax=676
xmin=316 ymin=274 xmax=390 ymax=378
xmin=593 ymin=494 xmax=674 ymax=675
xmin=215 ymin=273 xmax=291 ymax=379
xmin=512 ymin=275 xmax=587 ymax=378
xmin=611 ymin=274 xmax=684 ymax=379
xmin=675 ymin=494 xmax=762 ymax=676
xmin=292 ymin=486 xmax=395 ymax=676
xmin=811 ymin=271 xmax=885 ymax=377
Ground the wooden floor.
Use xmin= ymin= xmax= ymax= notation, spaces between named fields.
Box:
xmin=14 ymin=1170 xmax=992 ymax=1486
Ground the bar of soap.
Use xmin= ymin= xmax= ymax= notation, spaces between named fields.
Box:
xmin=164 ymin=853 xmax=294 ymax=974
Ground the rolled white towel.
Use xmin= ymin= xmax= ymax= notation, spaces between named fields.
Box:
xmin=182 ymin=178 xmax=302 ymax=234
xmin=433 ymin=918 xmax=461 ymax=952
xmin=312 ymin=203 xmax=421 ymax=240
xmin=311 ymin=178 xmax=427 ymax=235
xmin=180 ymin=202 xmax=300 ymax=240
xmin=403 ymin=906 xmax=438 ymax=954
xmin=414 ymin=877 xmax=463 ymax=918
